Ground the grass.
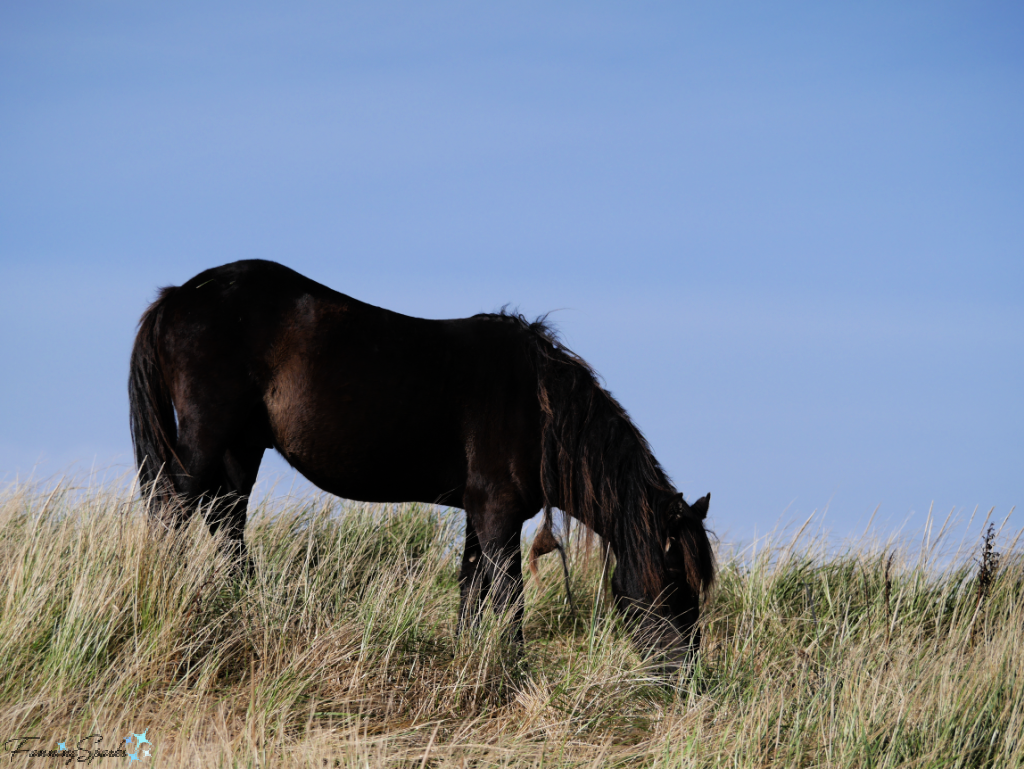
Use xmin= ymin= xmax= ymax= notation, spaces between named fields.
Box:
xmin=0 ymin=479 xmax=1021 ymax=767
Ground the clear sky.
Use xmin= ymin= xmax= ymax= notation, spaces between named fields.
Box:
xmin=1 ymin=2 xmax=1021 ymax=545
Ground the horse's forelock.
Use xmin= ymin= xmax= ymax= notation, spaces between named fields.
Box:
xmin=663 ymin=493 xmax=715 ymax=598
xmin=675 ymin=511 xmax=717 ymax=600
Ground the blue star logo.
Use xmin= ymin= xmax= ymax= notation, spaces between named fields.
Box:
xmin=134 ymin=731 xmax=151 ymax=746
xmin=128 ymin=752 xmax=139 ymax=762
xmin=125 ymin=735 xmax=133 ymax=746
xmin=58 ymin=742 xmax=66 ymax=751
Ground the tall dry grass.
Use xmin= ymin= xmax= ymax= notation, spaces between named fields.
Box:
xmin=0 ymin=480 xmax=1020 ymax=767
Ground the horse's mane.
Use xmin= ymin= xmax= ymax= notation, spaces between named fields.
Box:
xmin=481 ymin=310 xmax=715 ymax=600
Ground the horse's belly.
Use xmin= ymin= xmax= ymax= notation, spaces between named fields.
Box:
xmin=265 ymin=381 xmax=467 ymax=505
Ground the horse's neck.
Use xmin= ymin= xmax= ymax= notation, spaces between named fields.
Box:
xmin=553 ymin=383 xmax=671 ymax=553
xmin=583 ymin=480 xmax=669 ymax=554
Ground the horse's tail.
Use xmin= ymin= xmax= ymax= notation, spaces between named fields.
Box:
xmin=128 ymin=286 xmax=180 ymax=496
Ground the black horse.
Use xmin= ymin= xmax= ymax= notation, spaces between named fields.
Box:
xmin=129 ymin=260 xmax=714 ymax=659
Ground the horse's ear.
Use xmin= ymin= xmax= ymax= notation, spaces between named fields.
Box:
xmin=691 ymin=493 xmax=710 ymax=520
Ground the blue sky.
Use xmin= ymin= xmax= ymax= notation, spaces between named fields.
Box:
xmin=1 ymin=2 xmax=1021 ymax=544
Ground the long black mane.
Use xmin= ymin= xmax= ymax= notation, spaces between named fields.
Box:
xmin=484 ymin=311 xmax=715 ymax=601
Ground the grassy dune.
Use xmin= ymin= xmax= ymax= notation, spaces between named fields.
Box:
xmin=0 ymin=481 xmax=1021 ymax=767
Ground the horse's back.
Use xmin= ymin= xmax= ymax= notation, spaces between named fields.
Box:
xmin=156 ymin=260 xmax=541 ymax=507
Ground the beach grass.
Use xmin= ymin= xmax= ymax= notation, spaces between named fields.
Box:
xmin=0 ymin=479 xmax=1020 ymax=767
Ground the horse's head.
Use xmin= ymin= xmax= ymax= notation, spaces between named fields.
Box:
xmin=658 ymin=492 xmax=714 ymax=655
xmin=611 ymin=490 xmax=715 ymax=668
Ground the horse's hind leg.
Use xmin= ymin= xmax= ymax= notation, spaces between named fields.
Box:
xmin=208 ymin=427 xmax=266 ymax=573
xmin=173 ymin=405 xmax=267 ymax=571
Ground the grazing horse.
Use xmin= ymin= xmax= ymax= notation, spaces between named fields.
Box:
xmin=129 ymin=260 xmax=715 ymax=659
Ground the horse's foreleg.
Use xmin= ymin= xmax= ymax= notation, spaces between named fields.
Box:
xmin=460 ymin=483 xmax=529 ymax=647
xmin=457 ymin=517 xmax=491 ymax=636
xmin=474 ymin=515 xmax=526 ymax=647
xmin=483 ymin=536 xmax=526 ymax=646
xmin=458 ymin=512 xmax=526 ymax=645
